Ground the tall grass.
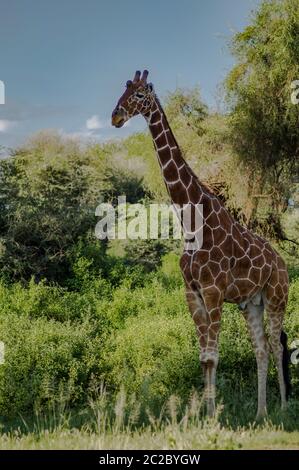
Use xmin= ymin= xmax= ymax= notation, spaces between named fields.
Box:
xmin=0 ymin=389 xmax=299 ymax=450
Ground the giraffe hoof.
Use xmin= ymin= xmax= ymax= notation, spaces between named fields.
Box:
xmin=206 ymin=401 xmax=216 ymax=418
xmin=255 ymin=411 xmax=267 ymax=422
xmin=281 ymin=402 xmax=288 ymax=412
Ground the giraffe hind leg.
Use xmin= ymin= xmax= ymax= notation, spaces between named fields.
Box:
xmin=280 ymin=330 xmax=291 ymax=401
xmin=267 ymin=309 xmax=291 ymax=409
xmin=242 ymin=301 xmax=269 ymax=419
xmin=263 ymin=260 xmax=290 ymax=409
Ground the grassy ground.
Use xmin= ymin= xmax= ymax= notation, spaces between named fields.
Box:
xmin=1 ymin=422 xmax=299 ymax=450
xmin=1 ymin=393 xmax=299 ymax=450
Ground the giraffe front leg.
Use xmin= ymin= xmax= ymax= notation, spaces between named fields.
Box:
xmin=185 ymin=288 xmax=221 ymax=417
xmin=200 ymin=306 xmax=221 ymax=417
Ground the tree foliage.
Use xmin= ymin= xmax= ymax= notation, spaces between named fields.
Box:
xmin=0 ymin=133 xmax=147 ymax=282
xmin=225 ymin=0 xmax=299 ymax=228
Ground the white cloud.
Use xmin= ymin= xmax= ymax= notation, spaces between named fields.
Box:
xmin=59 ymin=113 xmax=133 ymax=144
xmin=86 ymin=115 xmax=106 ymax=131
xmin=0 ymin=119 xmax=16 ymax=133
xmin=59 ymin=128 xmax=96 ymax=141
xmin=85 ymin=114 xmax=130 ymax=131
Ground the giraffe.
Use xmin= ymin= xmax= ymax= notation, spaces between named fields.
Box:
xmin=111 ymin=70 xmax=290 ymax=419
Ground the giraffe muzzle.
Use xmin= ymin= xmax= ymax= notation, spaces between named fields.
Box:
xmin=111 ymin=108 xmax=126 ymax=128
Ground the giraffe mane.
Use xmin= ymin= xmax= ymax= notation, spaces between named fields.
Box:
xmin=156 ymin=94 xmax=220 ymax=201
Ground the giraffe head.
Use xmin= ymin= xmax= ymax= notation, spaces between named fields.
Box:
xmin=112 ymin=70 xmax=155 ymax=127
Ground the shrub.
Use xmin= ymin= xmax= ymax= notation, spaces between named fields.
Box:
xmin=0 ymin=313 xmax=104 ymax=417
xmin=105 ymin=310 xmax=199 ymax=407
xmin=0 ymin=278 xmax=110 ymax=323
xmin=0 ymin=270 xmax=298 ymax=422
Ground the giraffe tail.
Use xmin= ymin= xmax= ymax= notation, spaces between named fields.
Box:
xmin=280 ymin=330 xmax=291 ymax=400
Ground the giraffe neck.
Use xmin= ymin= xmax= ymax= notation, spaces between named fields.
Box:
xmin=145 ymin=97 xmax=206 ymax=205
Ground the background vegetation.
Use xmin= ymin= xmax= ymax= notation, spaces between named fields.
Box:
xmin=0 ymin=0 xmax=298 ymax=449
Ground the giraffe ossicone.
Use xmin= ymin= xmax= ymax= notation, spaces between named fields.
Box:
xmin=111 ymin=70 xmax=290 ymax=419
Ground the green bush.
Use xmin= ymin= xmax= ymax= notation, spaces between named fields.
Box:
xmin=0 ymin=278 xmax=110 ymax=323
xmin=105 ymin=300 xmax=258 ymax=408
xmin=103 ymin=281 xmax=187 ymax=330
xmin=0 ymin=263 xmax=298 ymax=422
xmin=157 ymin=253 xmax=184 ymax=289
xmin=0 ymin=313 xmax=103 ymax=417
xmin=105 ymin=310 xmax=199 ymax=406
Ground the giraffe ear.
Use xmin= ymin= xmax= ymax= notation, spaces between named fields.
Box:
xmin=147 ymin=83 xmax=154 ymax=92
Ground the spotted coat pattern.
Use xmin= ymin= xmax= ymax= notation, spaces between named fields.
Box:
xmin=112 ymin=71 xmax=289 ymax=418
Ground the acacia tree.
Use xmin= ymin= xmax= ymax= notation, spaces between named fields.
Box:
xmin=225 ymin=0 xmax=299 ymax=237
xmin=0 ymin=132 xmax=147 ymax=283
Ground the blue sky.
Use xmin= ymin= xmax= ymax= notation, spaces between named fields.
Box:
xmin=0 ymin=0 xmax=260 ymax=149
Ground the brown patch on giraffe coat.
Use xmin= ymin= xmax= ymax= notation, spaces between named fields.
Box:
xmin=218 ymin=234 xmax=232 ymax=256
xmin=250 ymin=243 xmax=262 ymax=259
xmin=179 ymin=166 xmax=192 ymax=187
xmin=198 ymin=265 xmax=214 ymax=285
xmin=212 ymin=198 xmax=221 ymax=213
xmin=220 ymin=257 xmax=229 ymax=271
xmin=236 ymin=255 xmax=252 ymax=277
xmin=206 ymin=211 xmax=220 ymax=228
xmin=256 ymin=253 xmax=267 ymax=266
xmin=171 ymin=147 xmax=183 ymax=162
xmin=155 ymin=133 xmax=168 ymax=149
xmin=202 ymin=287 xmax=222 ymax=310
xmin=212 ymin=226 xmax=227 ymax=245
xmin=276 ymin=254 xmax=287 ymax=271
xmin=150 ymin=122 xmax=163 ymax=135
xmin=209 ymin=310 xmax=221 ymax=325
xmin=249 ymin=266 xmax=262 ymax=285
xmin=158 ymin=147 xmax=172 ymax=167
xmin=202 ymin=225 xmax=214 ymax=250
xmin=261 ymin=263 xmax=271 ymax=283
xmin=179 ymin=254 xmax=193 ymax=283
xmin=282 ymin=283 xmax=288 ymax=295
xmin=232 ymin=224 xmax=241 ymax=242
xmin=186 ymin=204 xmax=200 ymax=232
xmin=275 ymin=284 xmax=284 ymax=298
xmin=169 ymin=182 xmax=189 ymax=204
xmin=208 ymin=327 xmax=218 ymax=341
xmin=234 ymin=279 xmax=256 ymax=297
xmin=215 ymin=272 xmax=228 ymax=290
xmin=209 ymin=261 xmax=221 ymax=277
xmin=190 ymin=263 xmax=200 ymax=280
xmin=218 ymin=207 xmax=233 ymax=226
xmin=163 ymin=161 xmax=179 ymax=181
xmin=225 ymin=284 xmax=242 ymax=303
xmin=234 ymin=242 xmax=245 ymax=259
xmin=188 ymin=183 xmax=203 ymax=203
xmin=210 ymin=246 xmax=223 ymax=261
xmin=197 ymin=250 xmax=210 ymax=264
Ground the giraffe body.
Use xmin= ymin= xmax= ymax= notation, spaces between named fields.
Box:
xmin=112 ymin=70 xmax=290 ymax=418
